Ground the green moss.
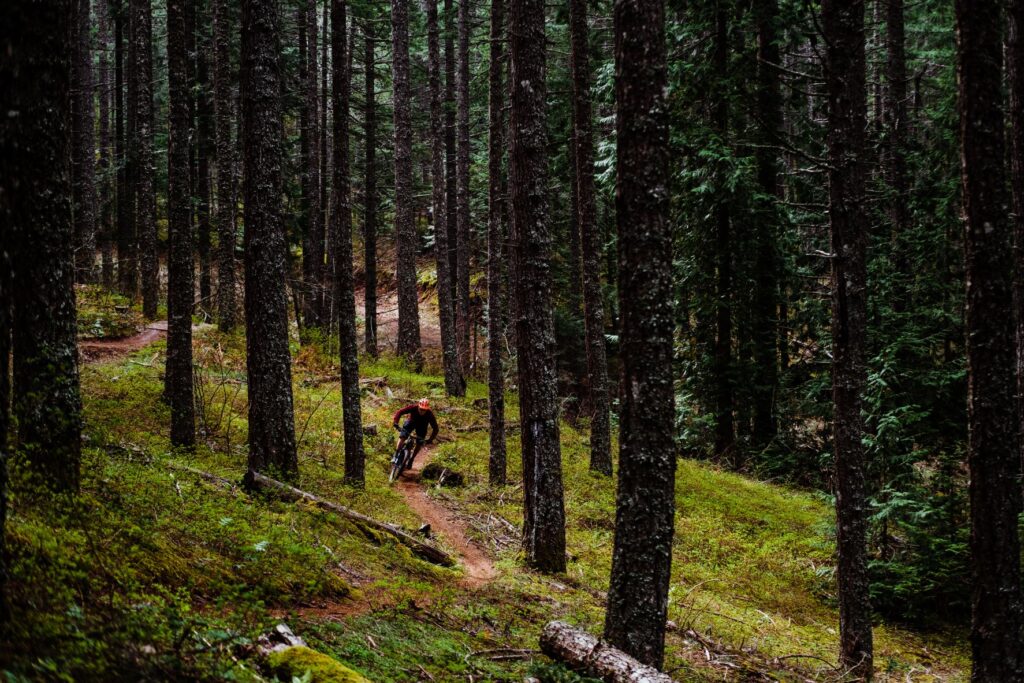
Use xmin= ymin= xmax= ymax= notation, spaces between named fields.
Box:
xmin=267 ymin=647 xmax=371 ymax=683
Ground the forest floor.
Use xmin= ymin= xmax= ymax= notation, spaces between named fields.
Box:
xmin=0 ymin=282 xmax=970 ymax=682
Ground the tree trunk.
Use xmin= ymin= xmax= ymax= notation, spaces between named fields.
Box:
xmin=392 ymin=0 xmax=422 ymax=363
xmin=487 ymin=0 xmax=506 ymax=486
xmin=167 ymin=0 xmax=196 ymax=450
xmin=886 ymin=0 xmax=910 ymax=317
xmin=445 ymin=0 xmax=458 ymax=307
xmin=301 ymin=0 xmax=324 ymax=332
xmin=509 ymin=0 xmax=566 ymax=574
xmin=455 ymin=0 xmax=472 ymax=374
xmin=4 ymin=0 xmax=83 ymax=493
xmin=0 ymin=245 xmax=8 ymax=623
xmin=73 ymin=0 xmax=98 ymax=283
xmin=956 ymin=0 xmax=1024 ymax=678
xmin=1009 ymin=0 xmax=1024 ymax=503
xmin=241 ymin=0 xmax=299 ymax=480
xmin=712 ymin=5 xmax=734 ymax=462
xmin=133 ymin=0 xmax=159 ymax=319
xmin=363 ymin=18 xmax=378 ymax=356
xmin=429 ymin=0 xmax=466 ymax=397
xmin=97 ymin=0 xmax=115 ymax=289
xmin=214 ymin=0 xmax=237 ymax=331
xmin=115 ymin=3 xmax=136 ymax=297
xmin=602 ymin=0 xmax=674 ymax=668
xmin=541 ymin=622 xmax=673 ymax=683
xmin=196 ymin=18 xmax=214 ymax=317
xmin=332 ymin=0 xmax=366 ymax=485
xmin=320 ymin=0 xmax=332 ymax=328
xmin=823 ymin=0 xmax=873 ymax=677
xmin=569 ymin=0 xmax=611 ymax=476
xmin=751 ymin=0 xmax=781 ymax=447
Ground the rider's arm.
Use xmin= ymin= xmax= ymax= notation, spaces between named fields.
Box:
xmin=426 ymin=411 xmax=438 ymax=442
xmin=392 ymin=405 xmax=413 ymax=428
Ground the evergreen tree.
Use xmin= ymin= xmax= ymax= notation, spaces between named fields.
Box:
xmin=167 ymin=0 xmax=197 ymax=450
xmin=603 ymin=0 xmax=675 ymax=667
xmin=392 ymin=0 xmax=422 ymax=364
xmin=486 ymin=0 xmax=507 ymax=486
xmin=241 ymin=0 xmax=299 ymax=480
xmin=509 ymin=0 xmax=566 ymax=574
xmin=823 ymin=0 xmax=873 ymax=675
xmin=955 ymin=0 xmax=1024 ymax=676
xmin=4 ymin=0 xmax=83 ymax=493
xmin=332 ymin=0 xmax=366 ymax=485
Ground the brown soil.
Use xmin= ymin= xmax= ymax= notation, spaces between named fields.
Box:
xmin=395 ymin=446 xmax=497 ymax=589
xmin=79 ymin=321 xmax=168 ymax=361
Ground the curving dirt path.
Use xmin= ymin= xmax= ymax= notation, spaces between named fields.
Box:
xmin=79 ymin=321 xmax=168 ymax=361
xmin=395 ymin=447 xmax=497 ymax=588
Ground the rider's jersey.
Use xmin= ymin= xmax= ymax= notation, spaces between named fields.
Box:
xmin=392 ymin=405 xmax=439 ymax=440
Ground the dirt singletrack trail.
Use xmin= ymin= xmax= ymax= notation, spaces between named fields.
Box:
xmin=396 ymin=446 xmax=497 ymax=588
xmin=79 ymin=321 xmax=168 ymax=361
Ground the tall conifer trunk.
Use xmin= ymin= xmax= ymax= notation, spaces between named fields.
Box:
xmin=331 ymin=0 xmax=367 ymax=484
xmin=214 ymin=0 xmax=237 ymax=330
xmin=428 ymin=0 xmax=466 ymax=396
xmin=167 ymin=0 xmax=196 ymax=450
xmin=364 ymin=19 xmax=378 ymax=356
xmin=73 ymin=0 xmax=98 ymax=282
xmin=956 ymin=0 xmax=1024 ymax=677
xmin=509 ymin=0 xmax=566 ymax=574
xmin=132 ymin=0 xmax=159 ymax=319
xmin=241 ymin=0 xmax=299 ymax=480
xmin=752 ymin=0 xmax=781 ymax=446
xmin=392 ymin=0 xmax=422 ymax=363
xmin=603 ymin=0 xmax=675 ymax=668
xmin=4 ymin=0 xmax=83 ymax=493
xmin=569 ymin=0 xmax=611 ymax=475
xmin=487 ymin=0 xmax=507 ymax=486
xmin=823 ymin=0 xmax=874 ymax=676
xmin=455 ymin=0 xmax=472 ymax=372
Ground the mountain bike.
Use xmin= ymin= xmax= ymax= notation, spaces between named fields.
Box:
xmin=388 ymin=428 xmax=424 ymax=483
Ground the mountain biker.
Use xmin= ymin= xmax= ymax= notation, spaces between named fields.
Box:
xmin=392 ymin=398 xmax=438 ymax=468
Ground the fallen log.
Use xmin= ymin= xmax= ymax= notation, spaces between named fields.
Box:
xmin=245 ymin=470 xmax=455 ymax=568
xmin=540 ymin=621 xmax=674 ymax=683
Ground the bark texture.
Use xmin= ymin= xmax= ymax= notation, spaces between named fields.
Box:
xmin=486 ymin=0 xmax=506 ymax=486
xmin=196 ymin=19 xmax=214 ymax=314
xmin=603 ymin=0 xmax=675 ymax=668
xmin=115 ymin=5 xmax=136 ymax=297
xmin=363 ymin=19 xmax=378 ymax=356
xmin=569 ymin=0 xmax=611 ymax=475
xmin=823 ymin=0 xmax=874 ymax=677
xmin=301 ymin=0 xmax=324 ymax=331
xmin=167 ymin=0 xmax=196 ymax=450
xmin=455 ymin=0 xmax=472 ymax=372
xmin=132 ymin=0 xmax=159 ymax=319
xmin=241 ymin=0 xmax=299 ymax=479
xmin=429 ymin=0 xmax=466 ymax=397
xmin=3 ymin=0 xmax=83 ymax=493
xmin=445 ymin=0 xmax=458 ymax=305
xmin=73 ymin=0 xmax=98 ymax=282
xmin=509 ymin=0 xmax=566 ymax=573
xmin=97 ymin=0 xmax=116 ymax=288
xmin=956 ymin=0 xmax=1024 ymax=678
xmin=214 ymin=0 xmax=237 ymax=330
xmin=392 ymin=0 xmax=422 ymax=363
xmin=332 ymin=0 xmax=366 ymax=485
xmin=752 ymin=0 xmax=781 ymax=446
xmin=541 ymin=622 xmax=673 ymax=683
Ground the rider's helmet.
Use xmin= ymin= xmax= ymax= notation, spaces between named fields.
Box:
xmin=418 ymin=397 xmax=430 ymax=410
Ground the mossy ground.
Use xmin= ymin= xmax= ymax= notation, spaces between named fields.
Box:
xmin=1 ymin=301 xmax=968 ymax=681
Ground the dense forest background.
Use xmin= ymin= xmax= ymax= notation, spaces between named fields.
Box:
xmin=2 ymin=0 xmax=1021 ymax=679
